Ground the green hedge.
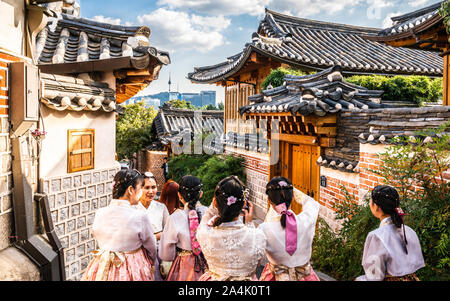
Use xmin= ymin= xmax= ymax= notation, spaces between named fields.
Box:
xmin=167 ymin=154 xmax=246 ymax=206
xmin=262 ymin=67 xmax=443 ymax=106
xmin=346 ymin=75 xmax=443 ymax=106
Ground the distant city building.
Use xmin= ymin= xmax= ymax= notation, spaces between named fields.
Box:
xmin=125 ymin=90 xmax=216 ymax=108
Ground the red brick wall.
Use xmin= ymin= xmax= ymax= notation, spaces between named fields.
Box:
xmin=143 ymin=150 xmax=167 ymax=192
xmin=225 ymin=147 xmax=270 ymax=220
xmin=359 ymin=151 xmax=385 ymax=192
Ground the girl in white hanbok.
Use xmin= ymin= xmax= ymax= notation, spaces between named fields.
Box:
xmin=197 ymin=175 xmax=267 ymax=281
xmin=259 ymin=177 xmax=320 ymax=281
xmin=82 ymin=169 xmax=157 ymax=281
xmin=356 ymin=185 xmax=425 ymax=281
xmin=158 ymin=175 xmax=208 ymax=281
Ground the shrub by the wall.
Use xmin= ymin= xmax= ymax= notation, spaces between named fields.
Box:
xmin=346 ymin=75 xmax=442 ymax=105
xmin=168 ymin=154 xmax=246 ymax=206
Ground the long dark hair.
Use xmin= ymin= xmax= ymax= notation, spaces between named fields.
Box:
xmin=213 ymin=175 xmax=246 ymax=227
xmin=112 ymin=169 xmax=144 ymax=199
xmin=178 ymin=175 xmax=203 ymax=220
xmin=266 ymin=177 xmax=294 ymax=228
xmin=372 ymin=185 xmax=408 ymax=253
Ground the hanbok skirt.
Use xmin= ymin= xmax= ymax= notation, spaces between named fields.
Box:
xmin=259 ymin=262 xmax=320 ymax=281
xmin=82 ymin=247 xmax=154 ymax=281
xmin=199 ymin=271 xmax=258 ymax=281
xmin=384 ymin=273 xmax=420 ymax=281
xmin=166 ymin=249 xmax=207 ymax=281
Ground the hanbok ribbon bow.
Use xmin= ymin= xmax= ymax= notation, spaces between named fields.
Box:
xmin=91 ymin=249 xmax=126 ymax=281
xmin=275 ymin=203 xmax=297 ymax=256
xmin=188 ymin=210 xmax=202 ymax=256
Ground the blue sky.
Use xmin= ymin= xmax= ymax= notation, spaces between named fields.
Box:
xmin=79 ymin=0 xmax=442 ymax=104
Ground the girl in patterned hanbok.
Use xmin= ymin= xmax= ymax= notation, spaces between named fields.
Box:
xmin=259 ymin=177 xmax=321 ymax=281
xmin=82 ymin=169 xmax=157 ymax=281
xmin=158 ymin=175 xmax=208 ymax=281
xmin=197 ymin=175 xmax=267 ymax=281
xmin=356 ymin=185 xmax=425 ymax=281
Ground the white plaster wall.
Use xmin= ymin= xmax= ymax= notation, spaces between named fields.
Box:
xmin=320 ymin=166 xmax=360 ymax=185
xmin=39 ymin=106 xmax=117 ymax=179
xmin=0 ymin=1 xmax=25 ymax=55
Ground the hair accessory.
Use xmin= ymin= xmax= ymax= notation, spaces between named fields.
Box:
xmin=227 ymin=196 xmax=237 ymax=206
xmin=395 ymin=207 xmax=408 ymax=254
xmin=279 ymin=181 xmax=288 ymax=187
xmin=274 ymin=203 xmax=298 ymax=256
xmin=188 ymin=210 xmax=202 ymax=256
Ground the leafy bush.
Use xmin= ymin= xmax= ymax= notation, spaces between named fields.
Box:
xmin=312 ymin=123 xmax=450 ymax=281
xmin=116 ymin=101 xmax=157 ymax=160
xmin=167 ymin=154 xmax=246 ymax=206
xmin=346 ymin=75 xmax=442 ymax=106
xmin=311 ymin=187 xmax=378 ymax=281
xmin=261 ymin=67 xmax=310 ymax=90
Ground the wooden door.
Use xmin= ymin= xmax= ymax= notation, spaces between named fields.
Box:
xmin=291 ymin=144 xmax=320 ymax=214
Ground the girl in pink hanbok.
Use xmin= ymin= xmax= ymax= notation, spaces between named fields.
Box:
xmin=82 ymin=169 xmax=157 ymax=281
xmin=259 ymin=177 xmax=321 ymax=281
xmin=197 ymin=176 xmax=267 ymax=281
xmin=158 ymin=175 xmax=208 ymax=281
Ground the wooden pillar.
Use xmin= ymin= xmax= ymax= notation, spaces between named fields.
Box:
xmin=444 ymin=48 xmax=449 ymax=106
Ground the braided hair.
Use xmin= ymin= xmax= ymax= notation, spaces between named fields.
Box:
xmin=372 ymin=185 xmax=408 ymax=253
xmin=266 ymin=177 xmax=294 ymax=228
xmin=112 ymin=169 xmax=144 ymax=199
xmin=178 ymin=175 xmax=203 ymax=219
xmin=213 ymin=175 xmax=247 ymax=227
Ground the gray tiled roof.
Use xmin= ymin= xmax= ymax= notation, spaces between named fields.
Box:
xmin=36 ymin=12 xmax=170 ymax=66
xmin=41 ymin=73 xmax=117 ymax=112
xmin=239 ymin=66 xmax=386 ymax=117
xmin=153 ymin=105 xmax=224 ymax=145
xmin=374 ymin=1 xmax=443 ymax=39
xmin=188 ymin=9 xmax=443 ymax=83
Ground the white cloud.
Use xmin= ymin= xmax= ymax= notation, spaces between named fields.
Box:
xmin=157 ymin=0 xmax=269 ymax=16
xmin=382 ymin=11 xmax=403 ymax=28
xmin=91 ymin=15 xmax=122 ymax=25
xmin=408 ymin=0 xmax=430 ymax=7
xmin=137 ymin=8 xmax=231 ymax=53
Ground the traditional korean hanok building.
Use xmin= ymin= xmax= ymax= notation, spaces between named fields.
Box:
xmin=188 ymin=8 xmax=446 ymax=222
xmin=239 ymin=66 xmax=450 ymax=229
xmin=0 ymin=0 xmax=170 ymax=281
xmin=364 ymin=1 xmax=449 ymax=106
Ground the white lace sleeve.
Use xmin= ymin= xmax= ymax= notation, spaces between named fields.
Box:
xmin=357 ymin=233 xmax=387 ymax=281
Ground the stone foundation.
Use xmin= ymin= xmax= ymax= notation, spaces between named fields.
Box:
xmin=40 ymin=166 xmax=120 ymax=281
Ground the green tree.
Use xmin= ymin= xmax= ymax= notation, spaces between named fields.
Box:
xmin=116 ymin=101 xmax=157 ymax=160
xmin=439 ymin=0 xmax=450 ymax=41
xmin=217 ymin=102 xmax=224 ymax=110
xmin=166 ymin=99 xmax=196 ymax=109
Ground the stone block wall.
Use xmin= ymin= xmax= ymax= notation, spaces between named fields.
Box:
xmin=40 ymin=166 xmax=120 ymax=281
xmin=0 ymin=52 xmax=17 ymax=251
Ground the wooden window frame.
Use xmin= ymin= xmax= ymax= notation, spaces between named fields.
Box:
xmin=67 ymin=129 xmax=95 ymax=173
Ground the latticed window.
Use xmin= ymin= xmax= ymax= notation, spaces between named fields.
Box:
xmin=67 ymin=129 xmax=95 ymax=173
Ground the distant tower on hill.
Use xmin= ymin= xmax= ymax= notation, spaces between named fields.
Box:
xmin=168 ymin=72 xmax=172 ymax=93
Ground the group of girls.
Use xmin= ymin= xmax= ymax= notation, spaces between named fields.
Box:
xmin=82 ymin=168 xmax=425 ymax=282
